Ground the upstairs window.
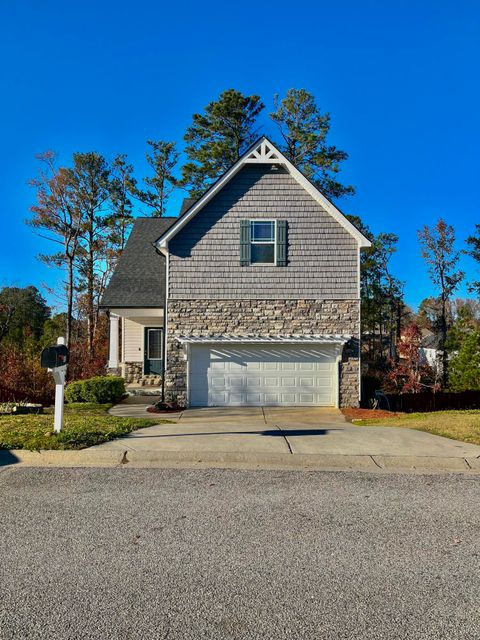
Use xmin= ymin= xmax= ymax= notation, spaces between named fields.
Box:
xmin=250 ymin=220 xmax=276 ymax=264
xmin=240 ymin=219 xmax=287 ymax=267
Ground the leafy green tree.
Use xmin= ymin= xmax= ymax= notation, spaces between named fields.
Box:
xmin=182 ymin=89 xmax=264 ymax=197
xmin=445 ymin=300 xmax=480 ymax=352
xmin=270 ymin=88 xmax=354 ymax=200
xmin=0 ymin=286 xmax=50 ymax=346
xmin=41 ymin=313 xmax=68 ymax=347
xmin=417 ymin=218 xmax=464 ymax=387
xmin=449 ymin=331 xmax=480 ymax=391
xmin=134 ymin=140 xmax=178 ymax=216
xmin=465 ymin=224 xmax=480 ymax=296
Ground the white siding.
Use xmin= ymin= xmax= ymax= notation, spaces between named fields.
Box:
xmin=123 ymin=319 xmax=144 ymax=361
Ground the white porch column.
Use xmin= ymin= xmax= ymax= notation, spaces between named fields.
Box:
xmin=108 ymin=314 xmax=120 ymax=369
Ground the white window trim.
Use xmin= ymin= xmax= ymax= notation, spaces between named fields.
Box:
xmin=250 ymin=219 xmax=277 ymax=266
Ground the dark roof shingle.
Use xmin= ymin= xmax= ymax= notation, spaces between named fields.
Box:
xmin=179 ymin=198 xmax=197 ymax=217
xmin=100 ymin=217 xmax=176 ymax=308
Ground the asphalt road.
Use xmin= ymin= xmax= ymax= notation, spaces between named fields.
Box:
xmin=0 ymin=466 xmax=479 ymax=640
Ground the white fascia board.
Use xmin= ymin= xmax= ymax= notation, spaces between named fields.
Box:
xmin=156 ymin=136 xmax=371 ymax=249
xmin=155 ymin=160 xmax=248 ymax=250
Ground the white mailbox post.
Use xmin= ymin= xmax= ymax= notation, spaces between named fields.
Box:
xmin=40 ymin=337 xmax=69 ymax=434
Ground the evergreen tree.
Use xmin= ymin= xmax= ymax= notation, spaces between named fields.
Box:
xmin=466 ymin=224 xmax=480 ymax=297
xmin=182 ymin=89 xmax=264 ymax=197
xmin=134 ymin=140 xmax=178 ymax=216
xmin=70 ymin=152 xmax=111 ymax=358
xmin=270 ymin=88 xmax=354 ymax=200
xmin=346 ymin=215 xmax=406 ymax=365
xmin=417 ymin=218 xmax=464 ymax=387
xmin=449 ymin=331 xmax=480 ymax=391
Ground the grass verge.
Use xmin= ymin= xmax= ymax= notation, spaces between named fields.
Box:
xmin=0 ymin=403 xmax=168 ymax=451
xmin=353 ymin=410 xmax=480 ymax=446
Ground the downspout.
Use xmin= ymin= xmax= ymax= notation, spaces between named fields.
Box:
xmin=154 ymin=242 xmax=168 ymax=404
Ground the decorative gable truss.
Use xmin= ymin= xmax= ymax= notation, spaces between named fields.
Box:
xmin=243 ymin=139 xmax=282 ymax=163
xmin=155 ymin=136 xmax=371 ymax=251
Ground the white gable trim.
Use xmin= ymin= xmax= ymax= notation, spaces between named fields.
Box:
xmin=156 ymin=136 xmax=371 ymax=250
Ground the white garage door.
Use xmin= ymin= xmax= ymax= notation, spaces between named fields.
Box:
xmin=188 ymin=344 xmax=338 ymax=407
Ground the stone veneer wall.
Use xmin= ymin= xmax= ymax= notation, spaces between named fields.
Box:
xmin=123 ymin=362 xmax=143 ymax=383
xmin=166 ymin=299 xmax=360 ymax=407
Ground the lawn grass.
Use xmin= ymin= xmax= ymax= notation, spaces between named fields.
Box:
xmin=354 ymin=410 xmax=480 ymax=446
xmin=0 ymin=403 xmax=167 ymax=451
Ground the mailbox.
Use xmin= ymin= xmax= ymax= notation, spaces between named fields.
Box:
xmin=41 ymin=344 xmax=69 ymax=369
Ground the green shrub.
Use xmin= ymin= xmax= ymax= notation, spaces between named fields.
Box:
xmin=65 ymin=376 xmax=125 ymax=404
xmin=64 ymin=380 xmax=85 ymax=403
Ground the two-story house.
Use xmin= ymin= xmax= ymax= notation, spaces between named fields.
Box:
xmin=101 ymin=137 xmax=371 ymax=407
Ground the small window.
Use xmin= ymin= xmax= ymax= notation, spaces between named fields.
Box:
xmin=147 ymin=328 xmax=163 ymax=360
xmin=250 ymin=220 xmax=275 ymax=264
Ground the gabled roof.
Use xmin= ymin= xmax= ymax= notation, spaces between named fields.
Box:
xmin=100 ymin=217 xmax=176 ymax=308
xmin=179 ymin=198 xmax=197 ymax=216
xmin=155 ymin=136 xmax=371 ymax=250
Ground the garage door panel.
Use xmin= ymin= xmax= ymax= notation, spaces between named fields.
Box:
xmin=189 ymin=344 xmax=337 ymax=407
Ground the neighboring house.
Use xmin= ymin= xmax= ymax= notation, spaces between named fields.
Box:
xmin=419 ymin=329 xmax=443 ymax=373
xmin=101 ymin=137 xmax=371 ymax=407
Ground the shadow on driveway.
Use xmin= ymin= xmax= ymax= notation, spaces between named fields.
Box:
xmin=0 ymin=450 xmax=20 ymax=467
xmin=128 ymin=428 xmax=337 ymax=438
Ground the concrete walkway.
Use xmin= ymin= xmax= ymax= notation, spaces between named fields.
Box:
xmin=87 ymin=405 xmax=480 ymax=473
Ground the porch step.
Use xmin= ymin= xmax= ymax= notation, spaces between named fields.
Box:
xmin=121 ymin=393 xmax=161 ymax=405
xmin=126 ymin=383 xmax=162 ymax=397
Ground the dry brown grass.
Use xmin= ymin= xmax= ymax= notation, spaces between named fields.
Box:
xmin=354 ymin=410 xmax=480 ymax=445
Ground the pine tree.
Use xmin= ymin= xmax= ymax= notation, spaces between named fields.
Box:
xmin=70 ymin=152 xmax=111 ymax=358
xmin=466 ymin=224 xmax=480 ymax=297
xmin=270 ymin=88 xmax=354 ymax=200
xmin=182 ymin=89 xmax=264 ymax=197
xmin=134 ymin=140 xmax=178 ymax=216
xmin=417 ymin=218 xmax=464 ymax=387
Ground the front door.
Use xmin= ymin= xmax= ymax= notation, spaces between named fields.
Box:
xmin=144 ymin=327 xmax=163 ymax=375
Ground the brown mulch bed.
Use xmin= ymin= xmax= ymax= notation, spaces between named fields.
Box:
xmin=341 ymin=407 xmax=403 ymax=421
xmin=146 ymin=405 xmax=184 ymax=414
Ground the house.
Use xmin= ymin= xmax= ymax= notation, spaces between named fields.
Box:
xmin=101 ymin=137 xmax=371 ymax=407
xmin=419 ymin=329 xmax=443 ymax=374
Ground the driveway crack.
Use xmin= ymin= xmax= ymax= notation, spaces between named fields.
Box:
xmin=274 ymin=424 xmax=293 ymax=455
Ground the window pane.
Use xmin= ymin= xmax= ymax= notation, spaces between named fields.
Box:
xmin=148 ymin=329 xmax=163 ymax=359
xmin=251 ymin=221 xmax=274 ymax=242
xmin=251 ymin=244 xmax=275 ymax=263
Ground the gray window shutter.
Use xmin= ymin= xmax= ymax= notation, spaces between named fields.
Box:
xmin=276 ymin=220 xmax=287 ymax=266
xmin=240 ymin=220 xmax=251 ymax=266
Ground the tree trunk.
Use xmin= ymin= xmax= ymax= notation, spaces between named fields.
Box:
xmin=441 ymin=296 xmax=448 ymax=388
xmin=66 ymin=255 xmax=74 ymax=347
xmin=87 ymin=224 xmax=95 ymax=359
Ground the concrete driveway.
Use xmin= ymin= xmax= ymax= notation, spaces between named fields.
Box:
xmin=101 ymin=405 xmax=480 ymax=463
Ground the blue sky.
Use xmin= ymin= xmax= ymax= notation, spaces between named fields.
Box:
xmin=0 ymin=0 xmax=479 ymax=310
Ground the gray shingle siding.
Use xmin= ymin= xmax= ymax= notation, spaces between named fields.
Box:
xmin=168 ymin=165 xmax=358 ymax=299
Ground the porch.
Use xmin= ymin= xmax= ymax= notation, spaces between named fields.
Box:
xmin=107 ymin=308 xmax=164 ymax=384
